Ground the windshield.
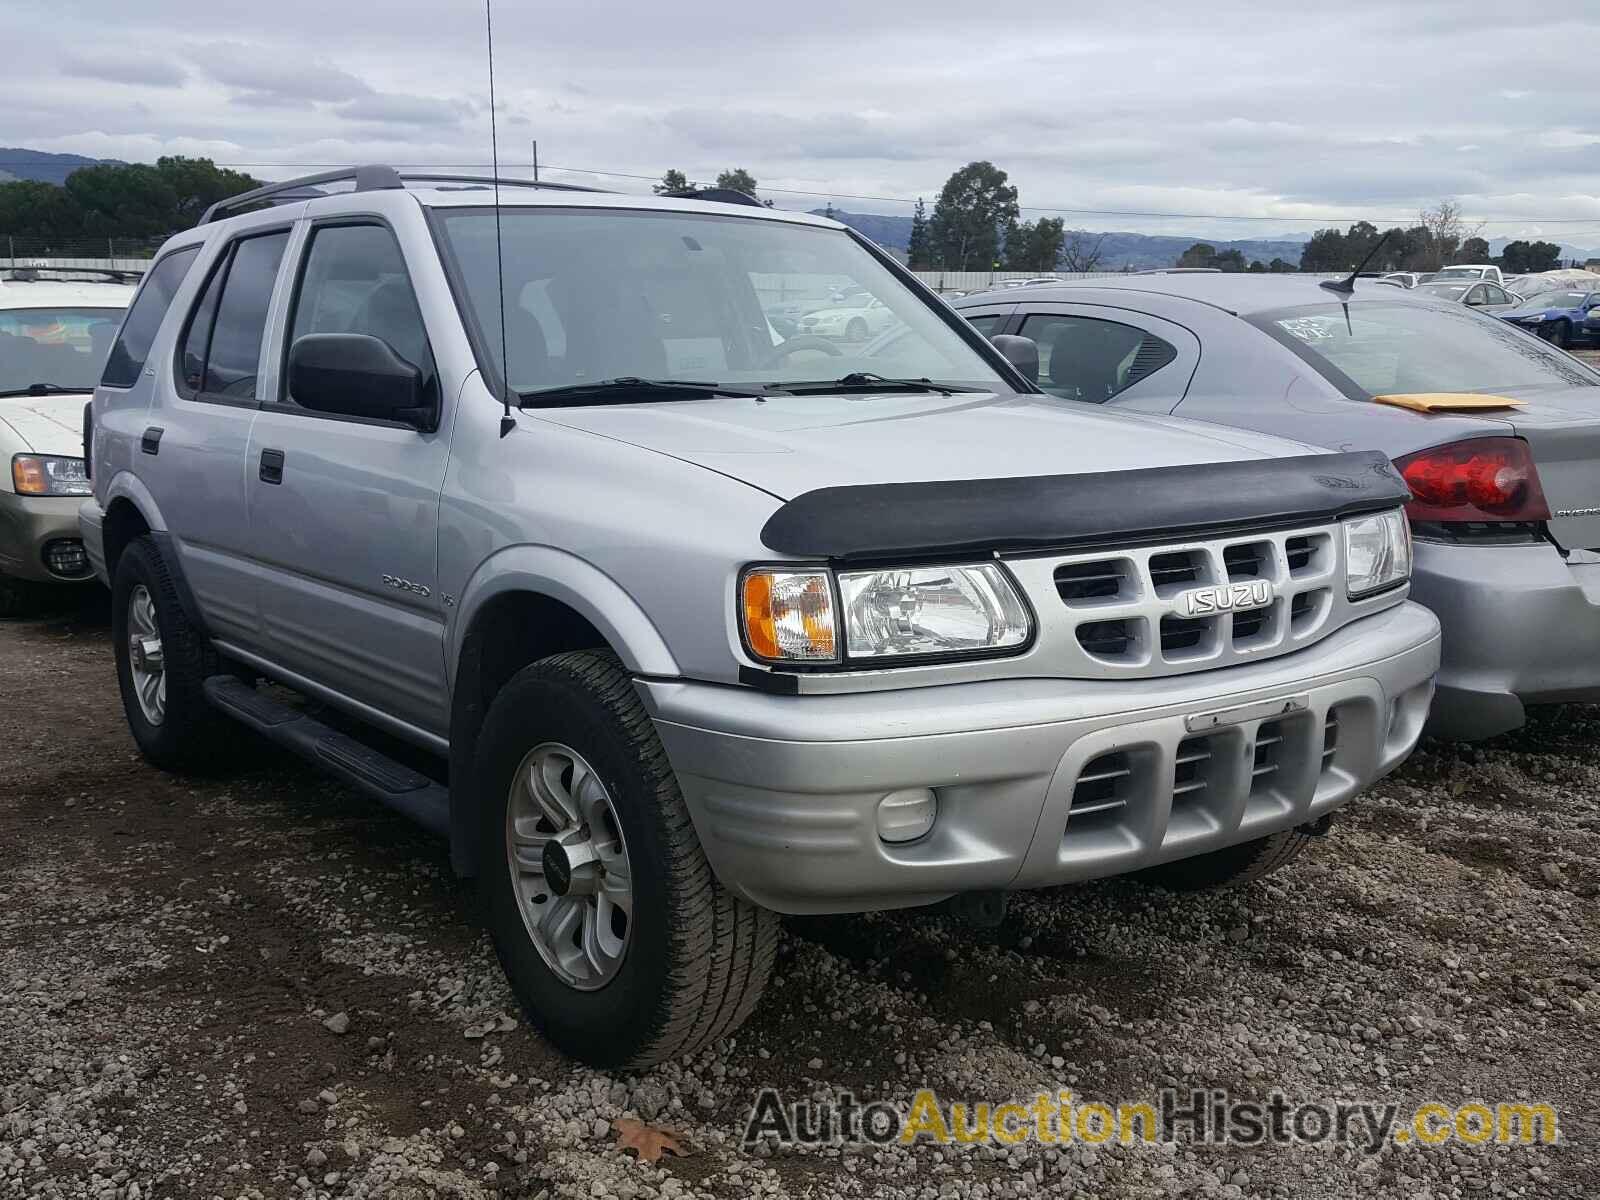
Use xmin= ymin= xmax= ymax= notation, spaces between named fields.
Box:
xmin=1432 ymin=267 xmax=1483 ymax=279
xmin=1525 ymin=291 xmax=1591 ymax=308
xmin=0 ymin=307 xmax=123 ymax=394
xmin=433 ymin=207 xmax=1009 ymax=399
xmin=1250 ymin=301 xmax=1600 ymax=396
xmin=1416 ymin=283 xmax=1470 ymax=300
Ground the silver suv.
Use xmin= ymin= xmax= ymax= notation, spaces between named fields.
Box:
xmin=80 ymin=166 xmax=1440 ymax=1068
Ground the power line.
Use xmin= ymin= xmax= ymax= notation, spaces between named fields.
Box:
xmin=4 ymin=157 xmax=1598 ymax=226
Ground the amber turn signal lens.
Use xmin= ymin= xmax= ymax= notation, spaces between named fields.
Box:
xmin=12 ymin=456 xmax=48 ymax=495
xmin=740 ymin=569 xmax=838 ymax=662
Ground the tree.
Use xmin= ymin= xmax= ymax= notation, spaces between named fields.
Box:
xmin=652 ymin=169 xmax=690 ymax=194
xmin=1213 ymin=248 xmax=1247 ymax=273
xmin=1500 ymin=240 xmax=1562 ymax=273
xmin=927 ymin=161 xmax=1019 ymax=271
xmin=1416 ymin=198 xmax=1482 ymax=270
xmin=1248 ymin=260 xmax=1266 ymax=273
xmin=715 ymin=168 xmax=759 ymax=198
xmin=1268 ymin=258 xmax=1295 ymax=273
xmin=1058 ymin=229 xmax=1107 ymax=272
xmin=1002 ymin=216 xmax=1065 ymax=271
xmin=0 ymin=156 xmax=263 ymax=240
xmin=154 ymin=157 xmax=261 ymax=228
xmin=906 ymin=198 xmax=931 ymax=268
xmin=1176 ymin=242 xmax=1218 ymax=269
xmin=1460 ymin=236 xmax=1491 ymax=262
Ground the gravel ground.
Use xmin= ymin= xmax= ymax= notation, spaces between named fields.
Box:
xmin=3 ymin=600 xmax=1597 ymax=1200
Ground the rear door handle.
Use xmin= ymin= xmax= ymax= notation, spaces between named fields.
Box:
xmin=258 ymin=448 xmax=285 ymax=484
xmin=140 ymin=426 xmax=163 ymax=455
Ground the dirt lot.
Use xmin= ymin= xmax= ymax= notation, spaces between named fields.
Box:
xmin=2 ymin=601 xmax=1598 ymax=1200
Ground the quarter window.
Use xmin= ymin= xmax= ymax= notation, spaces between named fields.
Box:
xmin=963 ymin=313 xmax=1006 ymax=337
xmin=201 ymin=232 xmax=289 ymax=400
xmin=285 ymin=223 xmax=432 ymax=408
xmin=1018 ymin=314 xmax=1178 ymax=402
xmin=101 ymin=247 xmax=199 ymax=388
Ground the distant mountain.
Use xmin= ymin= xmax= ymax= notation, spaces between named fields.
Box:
xmin=0 ymin=148 xmax=123 ymax=185
xmin=811 ymin=209 xmax=1308 ymax=269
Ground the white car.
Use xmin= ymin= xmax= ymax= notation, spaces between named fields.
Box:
xmin=798 ymin=295 xmax=899 ymax=340
xmin=1431 ymin=264 xmax=1504 ymax=285
xmin=0 ymin=271 xmax=135 ymax=614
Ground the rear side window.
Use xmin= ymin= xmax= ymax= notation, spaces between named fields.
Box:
xmin=1019 ymin=313 xmax=1177 ymax=402
xmin=101 ymin=247 xmax=199 ymax=388
xmin=180 ymin=231 xmax=289 ymax=401
xmin=286 ymin=222 xmax=432 ymax=401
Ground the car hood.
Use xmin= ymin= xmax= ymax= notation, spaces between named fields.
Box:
xmin=0 ymin=393 xmax=87 ymax=456
xmin=531 ymin=390 xmax=1318 ymax=500
xmin=1501 ymin=306 xmax=1569 ymax=319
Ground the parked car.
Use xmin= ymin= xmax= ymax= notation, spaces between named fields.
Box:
xmin=82 ymin=166 xmax=1438 ymax=1068
xmin=799 ymin=294 xmax=899 ymax=340
xmin=0 ymin=269 xmax=135 ymax=615
xmin=953 ymin=275 xmax=1600 ymax=740
xmin=1497 ymin=287 xmax=1600 ymax=349
xmin=1431 ymin=264 xmax=1505 ymax=285
xmin=1380 ymin=272 xmax=1423 ymax=288
xmin=1413 ymin=279 xmax=1521 ymax=314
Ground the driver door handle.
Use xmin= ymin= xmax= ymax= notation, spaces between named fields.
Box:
xmin=258 ymin=448 xmax=284 ymax=485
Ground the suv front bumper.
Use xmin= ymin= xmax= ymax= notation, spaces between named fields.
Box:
xmin=640 ymin=601 xmax=1439 ymax=914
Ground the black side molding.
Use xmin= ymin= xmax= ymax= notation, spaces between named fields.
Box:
xmin=760 ymin=451 xmax=1410 ymax=562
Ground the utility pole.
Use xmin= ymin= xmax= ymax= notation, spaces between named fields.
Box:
xmin=532 ymin=140 xmax=539 ymax=183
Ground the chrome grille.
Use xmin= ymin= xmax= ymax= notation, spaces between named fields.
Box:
xmin=1001 ymin=521 xmax=1366 ymax=680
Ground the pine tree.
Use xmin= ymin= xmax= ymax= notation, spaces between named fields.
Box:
xmin=907 ymin=198 xmax=931 ymax=268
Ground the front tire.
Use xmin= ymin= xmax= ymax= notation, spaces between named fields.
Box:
xmin=845 ymin=317 xmax=869 ymax=341
xmin=1546 ymin=319 xmax=1572 ymax=349
xmin=1135 ymin=828 xmax=1313 ymax=892
xmin=476 ymin=649 xmax=777 ymax=1068
xmin=112 ymin=536 xmax=228 ymax=771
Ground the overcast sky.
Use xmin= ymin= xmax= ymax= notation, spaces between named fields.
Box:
xmin=5 ymin=0 xmax=1598 ymax=244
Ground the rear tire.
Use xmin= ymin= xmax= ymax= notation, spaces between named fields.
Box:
xmin=476 ymin=649 xmax=777 ymax=1068
xmin=112 ymin=536 xmax=229 ymax=771
xmin=1549 ymin=319 xmax=1572 ymax=349
xmin=1135 ymin=828 xmax=1313 ymax=892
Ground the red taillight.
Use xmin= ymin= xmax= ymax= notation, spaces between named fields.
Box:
xmin=1394 ymin=437 xmax=1550 ymax=523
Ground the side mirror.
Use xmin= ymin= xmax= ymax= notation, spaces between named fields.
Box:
xmin=287 ymin=333 xmax=434 ymax=429
xmin=989 ymin=334 xmax=1039 ymax=387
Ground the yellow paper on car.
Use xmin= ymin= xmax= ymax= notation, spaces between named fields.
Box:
xmin=1372 ymin=392 xmax=1526 ymax=412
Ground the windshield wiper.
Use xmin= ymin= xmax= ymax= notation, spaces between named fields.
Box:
xmin=518 ymin=377 xmax=769 ymax=407
xmin=777 ymin=373 xmax=978 ymax=396
xmin=0 ymin=382 xmax=89 ymax=398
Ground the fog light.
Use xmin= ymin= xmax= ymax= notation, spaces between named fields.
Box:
xmin=876 ymin=788 xmax=937 ymax=843
xmin=43 ymin=539 xmax=90 ymax=578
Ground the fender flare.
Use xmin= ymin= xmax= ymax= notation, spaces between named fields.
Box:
xmin=444 ymin=546 xmax=680 ymax=877
xmin=99 ymin=472 xmax=212 ymax=636
xmin=447 ymin=544 xmax=680 ymax=687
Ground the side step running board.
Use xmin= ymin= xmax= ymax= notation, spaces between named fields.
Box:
xmin=203 ymin=675 xmax=449 ymax=836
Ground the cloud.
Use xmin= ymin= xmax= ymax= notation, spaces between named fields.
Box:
xmin=190 ymin=42 xmax=373 ymax=103
xmin=60 ymin=49 xmax=188 ymax=88
xmin=334 ymin=93 xmax=471 ymax=127
xmin=0 ymin=0 xmax=1593 ymax=245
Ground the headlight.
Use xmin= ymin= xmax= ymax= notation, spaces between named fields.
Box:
xmin=1523 ymin=314 xmax=1545 ymax=323
xmin=838 ymin=563 xmax=1031 ymax=660
xmin=1343 ymin=509 xmax=1411 ymax=598
xmin=740 ymin=563 xmax=1033 ymax=664
xmin=12 ymin=454 xmax=92 ymax=497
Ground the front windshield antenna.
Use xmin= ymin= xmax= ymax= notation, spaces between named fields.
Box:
xmin=484 ymin=0 xmax=514 ymax=438
xmin=1321 ymin=229 xmax=1394 ymax=296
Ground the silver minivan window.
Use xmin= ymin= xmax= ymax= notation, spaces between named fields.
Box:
xmin=435 ymin=207 xmax=1008 ymax=398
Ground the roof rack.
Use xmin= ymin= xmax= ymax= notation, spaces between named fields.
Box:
xmin=198 ymin=164 xmax=607 ymax=225
xmin=660 ymin=187 xmax=766 ymax=208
